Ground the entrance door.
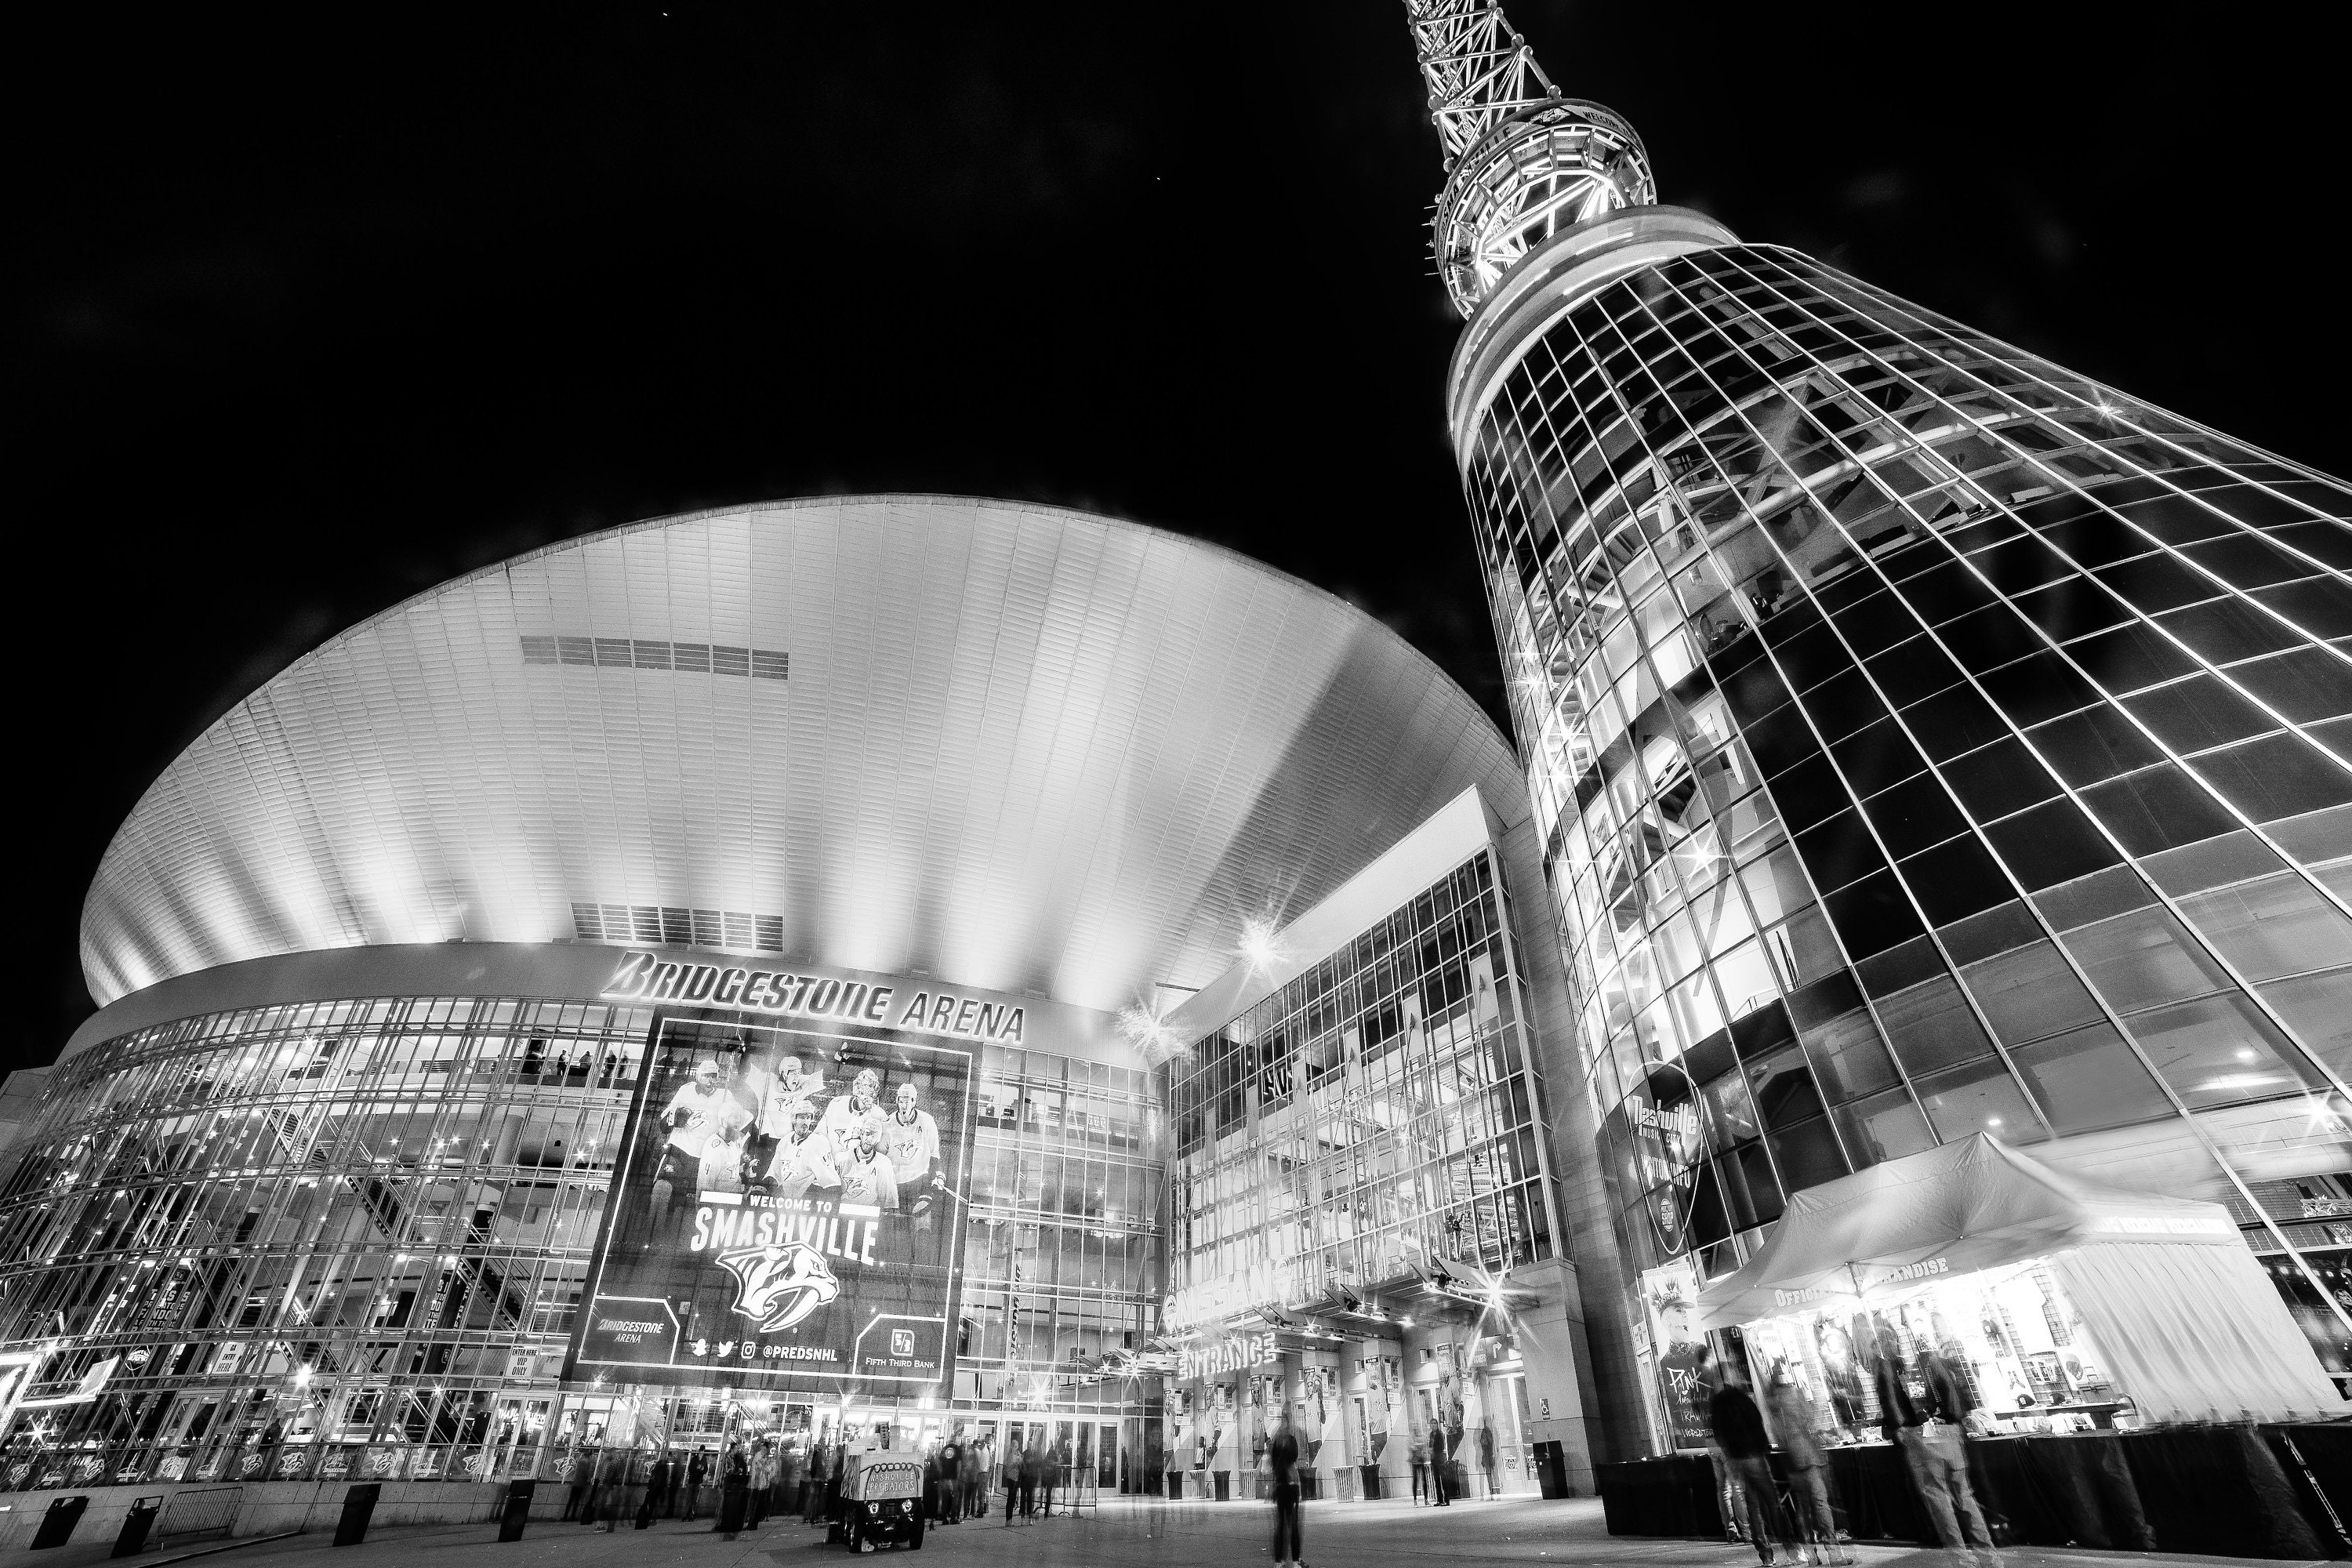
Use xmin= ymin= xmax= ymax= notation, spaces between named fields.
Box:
xmin=1097 ymin=1423 xmax=1116 ymax=1488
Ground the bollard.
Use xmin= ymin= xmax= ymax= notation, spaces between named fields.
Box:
xmin=333 ymin=1483 xmax=382 ymax=1547
xmin=113 ymin=1497 xmax=164 ymax=1558
xmin=498 ymin=1479 xmax=535 ymax=1543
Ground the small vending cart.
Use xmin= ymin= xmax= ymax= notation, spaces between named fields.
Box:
xmin=836 ymin=1452 xmax=926 ymax=1552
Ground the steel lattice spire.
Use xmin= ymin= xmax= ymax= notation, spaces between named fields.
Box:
xmin=1404 ymin=0 xmax=1559 ymax=169
xmin=1403 ymin=1 xmax=1655 ymax=318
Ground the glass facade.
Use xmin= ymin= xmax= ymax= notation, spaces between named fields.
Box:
xmin=1167 ymin=853 xmax=1558 ymax=1307
xmin=1161 ymin=848 xmax=1570 ymax=1497
xmin=0 ymin=989 xmax=1164 ymax=1493
xmin=960 ymin=1047 xmax=1165 ymax=1428
xmin=1451 ymin=227 xmax=2352 ymax=1433
xmin=0 ymin=996 xmax=644 ymax=1489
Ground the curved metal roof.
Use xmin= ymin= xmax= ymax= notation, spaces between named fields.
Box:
xmin=82 ymin=495 xmax=1526 ymax=1014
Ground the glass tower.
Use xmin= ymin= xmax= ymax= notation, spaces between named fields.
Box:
xmin=1403 ymin=2 xmax=2352 ymax=1443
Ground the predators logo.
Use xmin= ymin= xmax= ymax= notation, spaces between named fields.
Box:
xmin=716 ymin=1242 xmax=841 ymax=1331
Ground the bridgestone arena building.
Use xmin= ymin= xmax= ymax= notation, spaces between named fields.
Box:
xmin=0 ymin=495 xmax=1610 ymax=1532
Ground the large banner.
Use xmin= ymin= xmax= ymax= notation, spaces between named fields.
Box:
xmin=568 ymin=1007 xmax=976 ymax=1392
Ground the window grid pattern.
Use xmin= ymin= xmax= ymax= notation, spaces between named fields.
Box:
xmin=0 ymin=1004 xmax=1177 ymax=1481
xmin=568 ymin=903 xmax=786 ymax=952
xmin=0 ymin=996 xmax=650 ymax=1491
xmin=519 ymin=635 xmax=789 ymax=680
xmin=957 ymin=1047 xmax=1164 ymax=1413
xmin=1165 ymin=853 xmax=1563 ymax=1312
xmin=1457 ymin=242 xmax=2352 ymax=1294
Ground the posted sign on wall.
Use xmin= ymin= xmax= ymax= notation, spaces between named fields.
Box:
xmin=568 ymin=1006 xmax=977 ymax=1392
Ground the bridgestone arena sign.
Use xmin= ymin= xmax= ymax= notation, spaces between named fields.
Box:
xmin=565 ymin=996 xmax=978 ymax=1393
xmin=601 ymin=952 xmax=1026 ymax=1043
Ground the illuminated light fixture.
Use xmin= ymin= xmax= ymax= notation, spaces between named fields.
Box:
xmin=1116 ymin=1004 xmax=1190 ymax=1066
xmin=1237 ymin=915 xmax=1285 ymax=978
xmin=2197 ymin=1073 xmax=2289 ymax=1092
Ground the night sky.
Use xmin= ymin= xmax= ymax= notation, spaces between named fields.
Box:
xmin=14 ymin=2 xmax=2342 ymax=1069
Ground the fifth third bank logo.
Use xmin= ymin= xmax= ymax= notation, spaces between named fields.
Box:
xmin=891 ymin=1328 xmax=915 ymax=1356
xmin=717 ymin=1243 xmax=841 ymax=1331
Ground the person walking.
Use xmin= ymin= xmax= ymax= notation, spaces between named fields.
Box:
xmin=1874 ymin=1332 xmax=2001 ymax=1568
xmin=933 ymin=1432 xmax=963 ymax=1524
xmin=1711 ymin=1363 xmax=1796 ymax=1567
xmin=748 ymin=1441 xmax=776 ymax=1530
xmin=715 ymin=1443 xmax=750 ymax=1539
xmin=812 ymin=1439 xmax=841 ymax=1526
xmin=1041 ymin=1433 xmax=1064 ymax=1518
xmin=562 ymin=1446 xmax=593 ymax=1520
xmin=1269 ymin=1407 xmax=1307 ymax=1568
xmin=682 ymin=1446 xmax=710 ymax=1521
xmin=644 ymin=1450 xmax=676 ymax=1523
xmin=779 ymin=1440 xmax=805 ymax=1519
xmin=1020 ymin=1432 xmax=1046 ymax=1519
xmin=960 ymin=1436 xmax=983 ymax=1519
xmin=1428 ymin=1425 xmax=1451 ymax=1506
xmin=1003 ymin=1437 xmax=1026 ymax=1525
xmin=1409 ymin=1429 xmax=1429 ymax=1504
xmin=1765 ymin=1364 xmax=1851 ymax=1565
xmin=1478 ymin=1422 xmax=1497 ymax=1497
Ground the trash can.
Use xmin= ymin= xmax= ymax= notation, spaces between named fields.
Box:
xmin=1212 ymin=1470 xmax=1229 ymax=1502
xmin=1359 ymin=1465 xmax=1383 ymax=1500
xmin=333 ymin=1483 xmax=382 ymax=1547
xmin=1534 ymin=1440 xmax=1569 ymax=1501
xmin=31 ymin=1497 xmax=90 ymax=1550
xmin=113 ymin=1497 xmax=164 ymax=1558
xmin=499 ymin=1479 xmax=536 ymax=1542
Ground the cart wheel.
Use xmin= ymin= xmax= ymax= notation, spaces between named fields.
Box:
xmin=909 ymin=1519 xmax=925 ymax=1551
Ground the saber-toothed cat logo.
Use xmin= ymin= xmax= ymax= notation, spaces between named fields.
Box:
xmin=717 ymin=1243 xmax=841 ymax=1331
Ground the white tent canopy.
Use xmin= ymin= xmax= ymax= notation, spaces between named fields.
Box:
xmin=1694 ymin=1134 xmax=2235 ymax=1330
xmin=1694 ymin=1134 xmax=2344 ymax=1424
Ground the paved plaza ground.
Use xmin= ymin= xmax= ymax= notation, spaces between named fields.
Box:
xmin=34 ymin=1494 xmax=2328 ymax=1568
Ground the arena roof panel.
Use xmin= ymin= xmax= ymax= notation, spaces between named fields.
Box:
xmin=82 ymin=495 xmax=1527 ymax=1016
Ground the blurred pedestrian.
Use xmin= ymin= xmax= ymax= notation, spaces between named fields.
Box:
xmin=960 ymin=1436 xmax=984 ymax=1518
xmin=1710 ymin=1360 xmax=1795 ymax=1566
xmin=1269 ymin=1407 xmax=1305 ymax=1568
xmin=1021 ymin=1432 xmax=1047 ymax=1519
xmin=683 ymin=1447 xmax=709 ymax=1520
xmin=933 ymin=1432 xmax=962 ymax=1524
xmin=809 ymin=1439 xmax=837 ymax=1523
xmin=1764 ymin=1363 xmax=1849 ymax=1565
xmin=562 ymin=1446 xmax=592 ymax=1520
xmin=645 ymin=1450 xmax=676 ymax=1521
xmin=780 ymin=1440 xmax=805 ymax=1519
xmin=748 ymin=1440 xmax=776 ymax=1529
xmin=715 ymin=1443 xmax=750 ymax=1539
xmin=1874 ymin=1330 xmax=1999 ymax=1568
xmin=1003 ymin=1437 xmax=1025 ymax=1525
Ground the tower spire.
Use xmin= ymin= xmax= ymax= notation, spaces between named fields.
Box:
xmin=1403 ymin=2 xmax=1655 ymax=318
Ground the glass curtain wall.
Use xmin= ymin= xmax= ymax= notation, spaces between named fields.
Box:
xmin=1167 ymin=853 xmax=1563 ymax=1311
xmin=960 ymin=1047 xmax=1164 ymax=1426
xmin=0 ymin=996 xmax=646 ymax=1490
xmin=1455 ymin=238 xmax=2352 ymax=1399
